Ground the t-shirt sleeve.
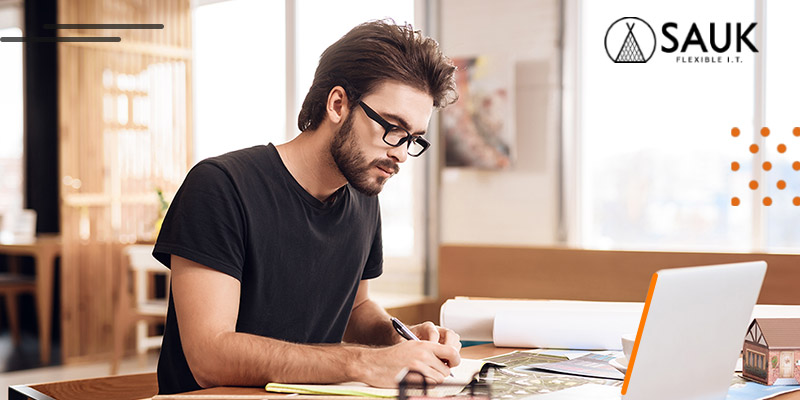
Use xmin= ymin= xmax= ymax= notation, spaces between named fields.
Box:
xmin=153 ymin=162 xmax=246 ymax=281
xmin=361 ymin=205 xmax=383 ymax=280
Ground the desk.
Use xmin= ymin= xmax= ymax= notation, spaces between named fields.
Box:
xmin=9 ymin=344 xmax=800 ymax=400
xmin=0 ymin=234 xmax=61 ymax=365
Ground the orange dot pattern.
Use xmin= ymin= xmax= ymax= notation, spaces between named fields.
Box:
xmin=731 ymin=127 xmax=800 ymax=206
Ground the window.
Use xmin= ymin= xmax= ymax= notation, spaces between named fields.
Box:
xmin=294 ymin=0 xmax=423 ymax=294
xmin=193 ymin=0 xmax=425 ymax=294
xmin=0 ymin=4 xmax=24 ymax=214
xmin=763 ymin=0 xmax=800 ymax=252
xmin=193 ymin=0 xmax=286 ymax=163
xmin=572 ymin=0 xmax=797 ymax=253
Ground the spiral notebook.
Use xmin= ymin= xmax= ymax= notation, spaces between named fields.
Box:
xmin=265 ymin=358 xmax=493 ymax=398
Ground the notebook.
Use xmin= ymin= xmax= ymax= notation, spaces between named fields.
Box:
xmin=265 ymin=358 xmax=491 ymax=398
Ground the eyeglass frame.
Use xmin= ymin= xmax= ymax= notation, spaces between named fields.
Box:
xmin=357 ymin=101 xmax=431 ymax=157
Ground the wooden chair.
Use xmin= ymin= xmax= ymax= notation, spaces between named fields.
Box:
xmin=0 ymin=273 xmax=36 ymax=346
xmin=111 ymin=244 xmax=169 ymax=374
xmin=0 ymin=235 xmax=60 ymax=365
xmin=0 ymin=209 xmax=39 ymax=347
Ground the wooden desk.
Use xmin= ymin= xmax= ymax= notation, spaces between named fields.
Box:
xmin=9 ymin=344 xmax=800 ymax=399
xmin=0 ymin=234 xmax=61 ymax=365
xmin=9 ymin=372 xmax=157 ymax=400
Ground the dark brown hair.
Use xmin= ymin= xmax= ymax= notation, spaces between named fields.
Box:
xmin=297 ymin=19 xmax=457 ymax=132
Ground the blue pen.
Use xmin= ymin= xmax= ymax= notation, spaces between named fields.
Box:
xmin=391 ymin=317 xmax=454 ymax=377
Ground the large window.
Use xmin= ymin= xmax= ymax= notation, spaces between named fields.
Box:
xmin=0 ymin=4 xmax=23 ymax=214
xmin=763 ymin=1 xmax=800 ymax=252
xmin=294 ymin=1 xmax=424 ymax=294
xmin=573 ymin=0 xmax=798 ymax=253
xmin=193 ymin=0 xmax=425 ymax=294
xmin=193 ymin=0 xmax=286 ymax=162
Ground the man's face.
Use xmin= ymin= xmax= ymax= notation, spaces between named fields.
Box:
xmin=330 ymin=81 xmax=434 ymax=196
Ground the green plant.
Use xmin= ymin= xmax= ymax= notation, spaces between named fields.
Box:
xmin=772 ymin=355 xmax=778 ymax=369
xmin=156 ymin=187 xmax=170 ymax=214
xmin=153 ymin=188 xmax=171 ymax=241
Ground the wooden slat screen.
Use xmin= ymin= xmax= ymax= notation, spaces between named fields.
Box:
xmin=58 ymin=0 xmax=192 ymax=363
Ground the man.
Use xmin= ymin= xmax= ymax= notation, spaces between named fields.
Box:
xmin=153 ymin=20 xmax=461 ymax=394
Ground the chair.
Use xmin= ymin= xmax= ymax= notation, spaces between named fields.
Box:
xmin=0 ymin=274 xmax=36 ymax=346
xmin=0 ymin=209 xmax=38 ymax=347
xmin=111 ymin=244 xmax=169 ymax=374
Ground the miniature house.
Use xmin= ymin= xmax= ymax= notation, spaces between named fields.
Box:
xmin=742 ymin=318 xmax=800 ymax=385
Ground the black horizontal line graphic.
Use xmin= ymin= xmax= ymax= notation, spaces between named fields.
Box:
xmin=0 ymin=37 xmax=121 ymax=42
xmin=44 ymin=24 xmax=164 ymax=29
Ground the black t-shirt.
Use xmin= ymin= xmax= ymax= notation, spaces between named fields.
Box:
xmin=153 ymin=144 xmax=383 ymax=394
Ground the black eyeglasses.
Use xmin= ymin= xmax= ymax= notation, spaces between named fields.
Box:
xmin=358 ymin=101 xmax=430 ymax=157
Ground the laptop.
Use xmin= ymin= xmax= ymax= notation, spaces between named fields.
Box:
xmin=621 ymin=261 xmax=767 ymax=400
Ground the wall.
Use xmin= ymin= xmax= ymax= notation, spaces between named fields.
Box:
xmin=438 ymin=0 xmax=562 ymax=245
xmin=439 ymin=245 xmax=800 ymax=304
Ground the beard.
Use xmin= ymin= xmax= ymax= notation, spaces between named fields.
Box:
xmin=330 ymin=112 xmax=400 ymax=197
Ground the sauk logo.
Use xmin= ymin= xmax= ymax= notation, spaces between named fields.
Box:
xmin=605 ymin=17 xmax=758 ymax=64
xmin=605 ymin=17 xmax=657 ymax=63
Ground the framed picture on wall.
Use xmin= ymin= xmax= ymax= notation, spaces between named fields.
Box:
xmin=441 ymin=56 xmax=514 ymax=169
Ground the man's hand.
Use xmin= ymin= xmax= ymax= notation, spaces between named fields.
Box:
xmin=409 ymin=321 xmax=462 ymax=351
xmin=354 ymin=340 xmax=461 ymax=387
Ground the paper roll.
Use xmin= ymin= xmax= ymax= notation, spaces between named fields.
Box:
xmin=440 ymin=298 xmax=644 ymax=345
xmin=440 ymin=298 xmax=556 ymax=341
xmin=492 ymin=305 xmax=643 ymax=349
xmin=441 ymin=298 xmax=800 ymax=348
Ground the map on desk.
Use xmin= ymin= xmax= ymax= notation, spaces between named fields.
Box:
xmin=727 ymin=376 xmax=800 ymax=400
xmin=473 ymin=350 xmax=800 ymax=400
xmin=522 ymin=353 xmax=625 ymax=380
xmin=473 ymin=350 xmax=622 ymax=399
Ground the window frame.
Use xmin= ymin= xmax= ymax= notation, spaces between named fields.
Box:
xmin=562 ymin=0 xmax=795 ymax=253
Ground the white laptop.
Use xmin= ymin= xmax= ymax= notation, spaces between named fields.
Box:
xmin=621 ymin=261 xmax=767 ymax=400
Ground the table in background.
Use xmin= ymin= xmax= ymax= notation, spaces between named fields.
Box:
xmin=0 ymin=234 xmax=61 ymax=365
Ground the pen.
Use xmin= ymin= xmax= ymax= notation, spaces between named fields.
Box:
xmin=391 ymin=317 xmax=454 ymax=377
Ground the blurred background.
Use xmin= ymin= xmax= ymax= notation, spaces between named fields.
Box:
xmin=0 ymin=0 xmax=798 ymax=388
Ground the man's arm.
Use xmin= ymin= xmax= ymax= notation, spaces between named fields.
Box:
xmin=171 ymin=255 xmax=459 ymax=388
xmin=343 ymin=280 xmax=462 ymax=350
xmin=343 ymin=280 xmax=401 ymax=346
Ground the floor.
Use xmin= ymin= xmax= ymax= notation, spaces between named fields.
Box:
xmin=0 ymin=331 xmax=158 ymax=400
xmin=0 ymin=329 xmax=67 ymax=373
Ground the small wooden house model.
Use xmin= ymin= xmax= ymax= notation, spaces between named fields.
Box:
xmin=742 ymin=318 xmax=800 ymax=385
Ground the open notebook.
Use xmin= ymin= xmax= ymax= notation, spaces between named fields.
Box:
xmin=265 ymin=358 xmax=492 ymax=398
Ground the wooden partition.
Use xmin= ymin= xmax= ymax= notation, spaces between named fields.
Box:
xmin=439 ymin=245 xmax=800 ymax=305
xmin=58 ymin=0 xmax=192 ymax=363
